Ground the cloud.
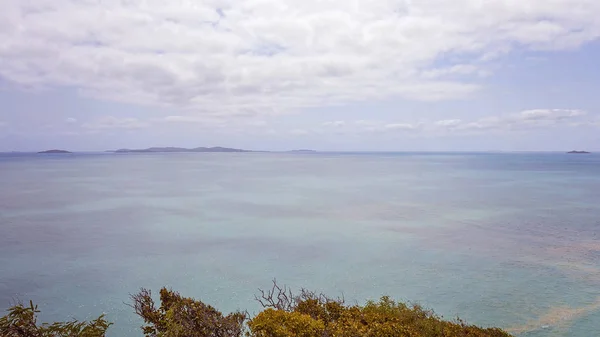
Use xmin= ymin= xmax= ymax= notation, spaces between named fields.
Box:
xmin=163 ymin=115 xmax=221 ymax=124
xmin=422 ymin=65 xmax=490 ymax=79
xmin=435 ymin=119 xmax=462 ymax=127
xmin=384 ymin=123 xmax=419 ymax=131
xmin=354 ymin=119 xmax=382 ymax=126
xmin=1 ymin=0 xmax=599 ymax=119
xmin=434 ymin=109 xmax=589 ymax=132
xmin=77 ymin=107 xmax=593 ymax=136
xmin=518 ymin=109 xmax=586 ymax=121
xmin=82 ymin=116 xmax=149 ymax=130
xmin=323 ymin=121 xmax=346 ymax=127
xmin=320 ymin=120 xmax=421 ymax=133
xmin=312 ymin=108 xmax=593 ymax=136
xmin=569 ymin=118 xmax=600 ymax=127
xmin=356 ymin=121 xmax=421 ymax=133
xmin=65 ymin=117 xmax=77 ymax=124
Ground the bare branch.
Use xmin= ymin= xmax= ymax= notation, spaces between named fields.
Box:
xmin=254 ymin=279 xmax=295 ymax=311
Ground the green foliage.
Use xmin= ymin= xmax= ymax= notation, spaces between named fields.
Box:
xmin=0 ymin=300 xmax=111 ymax=337
xmin=248 ymin=309 xmax=325 ymax=337
xmin=1 ymin=282 xmax=513 ymax=337
xmin=247 ymin=282 xmax=513 ymax=337
xmin=130 ymin=287 xmax=247 ymax=337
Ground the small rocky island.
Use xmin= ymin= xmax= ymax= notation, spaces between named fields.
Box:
xmin=567 ymin=150 xmax=591 ymax=154
xmin=112 ymin=146 xmax=249 ymax=153
xmin=37 ymin=149 xmax=72 ymax=154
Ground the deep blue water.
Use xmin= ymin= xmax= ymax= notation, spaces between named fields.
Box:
xmin=1 ymin=152 xmax=599 ymax=337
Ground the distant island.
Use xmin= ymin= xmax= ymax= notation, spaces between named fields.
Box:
xmin=288 ymin=149 xmax=317 ymax=153
xmin=567 ymin=150 xmax=591 ymax=154
xmin=38 ymin=149 xmax=72 ymax=154
xmin=112 ymin=146 xmax=249 ymax=153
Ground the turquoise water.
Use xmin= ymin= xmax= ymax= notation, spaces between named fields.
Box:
xmin=1 ymin=152 xmax=599 ymax=336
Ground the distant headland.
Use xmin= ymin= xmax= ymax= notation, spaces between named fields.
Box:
xmin=567 ymin=150 xmax=591 ymax=154
xmin=37 ymin=149 xmax=72 ymax=154
xmin=24 ymin=147 xmax=320 ymax=154
xmin=112 ymin=146 xmax=250 ymax=153
xmin=288 ymin=149 xmax=317 ymax=153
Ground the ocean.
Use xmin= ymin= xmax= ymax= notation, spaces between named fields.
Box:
xmin=1 ymin=152 xmax=599 ymax=337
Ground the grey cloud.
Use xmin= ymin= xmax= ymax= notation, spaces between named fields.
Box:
xmin=1 ymin=0 xmax=599 ymax=119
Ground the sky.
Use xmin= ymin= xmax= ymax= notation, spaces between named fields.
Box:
xmin=1 ymin=0 xmax=600 ymax=152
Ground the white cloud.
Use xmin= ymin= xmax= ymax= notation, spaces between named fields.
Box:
xmin=518 ymin=109 xmax=586 ymax=121
xmin=323 ymin=121 xmax=346 ymax=127
xmin=489 ymin=109 xmax=586 ymax=129
xmin=1 ymin=0 xmax=599 ymax=119
xmin=422 ymin=65 xmax=490 ymax=79
xmin=319 ymin=120 xmax=420 ymax=133
xmin=82 ymin=116 xmax=148 ymax=130
xmin=65 ymin=117 xmax=77 ymax=124
xmin=435 ymin=119 xmax=462 ymax=127
xmin=569 ymin=118 xmax=600 ymax=127
xmin=434 ymin=109 xmax=589 ymax=132
xmin=163 ymin=115 xmax=221 ymax=124
xmin=315 ymin=109 xmax=593 ymax=136
xmin=384 ymin=123 xmax=418 ymax=131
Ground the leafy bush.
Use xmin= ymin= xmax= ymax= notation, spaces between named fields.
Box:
xmin=130 ymin=287 xmax=247 ymax=337
xmin=247 ymin=281 xmax=512 ymax=337
xmin=0 ymin=300 xmax=111 ymax=337
xmin=1 ymin=281 xmax=513 ymax=337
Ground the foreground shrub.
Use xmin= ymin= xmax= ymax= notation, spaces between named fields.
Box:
xmin=247 ymin=281 xmax=513 ymax=337
xmin=249 ymin=309 xmax=326 ymax=337
xmin=1 ymin=282 xmax=513 ymax=337
xmin=130 ymin=287 xmax=247 ymax=337
xmin=0 ymin=300 xmax=111 ymax=337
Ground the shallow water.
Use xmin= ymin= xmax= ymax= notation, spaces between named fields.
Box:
xmin=1 ymin=152 xmax=599 ymax=336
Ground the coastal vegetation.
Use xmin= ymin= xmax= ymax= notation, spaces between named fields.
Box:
xmin=1 ymin=281 xmax=512 ymax=337
xmin=0 ymin=300 xmax=111 ymax=337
